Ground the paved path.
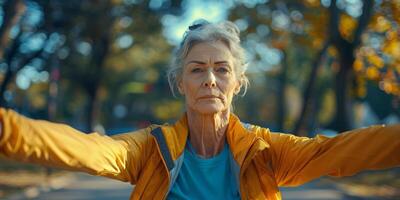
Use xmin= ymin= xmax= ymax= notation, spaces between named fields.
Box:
xmin=7 ymin=173 xmax=373 ymax=200
xmin=281 ymin=180 xmax=345 ymax=200
xmin=6 ymin=173 xmax=132 ymax=200
xmin=281 ymin=179 xmax=385 ymax=200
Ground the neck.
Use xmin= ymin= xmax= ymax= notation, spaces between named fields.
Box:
xmin=186 ymin=108 xmax=230 ymax=158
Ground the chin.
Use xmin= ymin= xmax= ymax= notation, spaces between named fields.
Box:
xmin=193 ymin=104 xmax=226 ymax=115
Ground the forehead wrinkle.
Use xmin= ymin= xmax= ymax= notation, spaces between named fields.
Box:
xmin=185 ymin=41 xmax=233 ymax=66
xmin=185 ymin=60 xmax=231 ymax=67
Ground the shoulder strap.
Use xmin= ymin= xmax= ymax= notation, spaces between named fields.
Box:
xmin=150 ymin=127 xmax=175 ymax=171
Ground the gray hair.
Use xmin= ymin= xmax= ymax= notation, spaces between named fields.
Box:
xmin=167 ymin=19 xmax=249 ymax=97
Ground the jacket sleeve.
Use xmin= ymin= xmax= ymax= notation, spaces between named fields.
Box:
xmin=262 ymin=124 xmax=400 ymax=186
xmin=0 ymin=108 xmax=151 ymax=184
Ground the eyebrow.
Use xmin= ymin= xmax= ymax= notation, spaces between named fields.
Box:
xmin=185 ymin=60 xmax=230 ymax=65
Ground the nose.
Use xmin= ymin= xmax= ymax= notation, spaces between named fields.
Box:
xmin=203 ymin=69 xmax=216 ymax=88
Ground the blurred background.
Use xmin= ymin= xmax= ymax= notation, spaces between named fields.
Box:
xmin=0 ymin=0 xmax=399 ymax=199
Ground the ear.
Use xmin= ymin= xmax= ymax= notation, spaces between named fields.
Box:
xmin=178 ymin=80 xmax=185 ymax=95
xmin=234 ymin=75 xmax=243 ymax=95
xmin=234 ymin=84 xmax=241 ymax=95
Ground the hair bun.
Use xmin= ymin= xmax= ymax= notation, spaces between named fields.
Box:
xmin=187 ymin=19 xmax=241 ymax=38
xmin=219 ymin=21 xmax=241 ymax=38
xmin=188 ymin=19 xmax=210 ymax=30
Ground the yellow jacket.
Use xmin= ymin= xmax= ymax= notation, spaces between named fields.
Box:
xmin=0 ymin=108 xmax=399 ymax=199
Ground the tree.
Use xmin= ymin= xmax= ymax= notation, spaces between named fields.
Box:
xmin=228 ymin=0 xmax=400 ymax=134
xmin=0 ymin=0 xmax=51 ymax=107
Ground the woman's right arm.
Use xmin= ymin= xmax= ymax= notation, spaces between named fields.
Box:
xmin=0 ymin=108 xmax=152 ymax=184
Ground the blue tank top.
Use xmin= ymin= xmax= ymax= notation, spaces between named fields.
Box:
xmin=167 ymin=141 xmax=240 ymax=199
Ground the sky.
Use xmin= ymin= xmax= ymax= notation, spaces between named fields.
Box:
xmin=161 ymin=0 xmax=232 ymax=45
xmin=159 ymin=0 xmax=272 ymax=44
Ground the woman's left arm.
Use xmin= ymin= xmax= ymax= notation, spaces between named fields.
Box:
xmin=262 ymin=124 xmax=400 ymax=187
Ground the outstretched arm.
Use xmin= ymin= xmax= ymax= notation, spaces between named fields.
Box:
xmin=260 ymin=124 xmax=400 ymax=187
xmin=0 ymin=108 xmax=151 ymax=184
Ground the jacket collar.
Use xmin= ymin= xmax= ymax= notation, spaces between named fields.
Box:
xmin=160 ymin=113 xmax=270 ymax=167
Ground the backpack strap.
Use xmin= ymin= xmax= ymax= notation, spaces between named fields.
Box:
xmin=150 ymin=127 xmax=175 ymax=171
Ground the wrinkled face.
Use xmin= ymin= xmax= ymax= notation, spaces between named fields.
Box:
xmin=179 ymin=41 xmax=241 ymax=114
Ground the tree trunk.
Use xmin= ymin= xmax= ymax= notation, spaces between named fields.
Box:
xmin=0 ymin=39 xmax=45 ymax=107
xmin=0 ymin=68 xmax=13 ymax=106
xmin=328 ymin=0 xmax=373 ymax=132
xmin=294 ymin=42 xmax=329 ymax=135
xmin=86 ymin=88 xmax=97 ymax=132
xmin=277 ymin=50 xmax=288 ymax=132
xmin=0 ymin=31 xmax=22 ymax=107
xmin=0 ymin=0 xmax=25 ymax=58
xmin=330 ymin=47 xmax=355 ymax=132
xmin=84 ymin=33 xmax=110 ymax=132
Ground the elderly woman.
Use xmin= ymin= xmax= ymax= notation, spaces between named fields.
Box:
xmin=0 ymin=20 xmax=399 ymax=200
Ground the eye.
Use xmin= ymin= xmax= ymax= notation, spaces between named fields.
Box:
xmin=216 ymin=67 xmax=229 ymax=74
xmin=191 ymin=67 xmax=203 ymax=73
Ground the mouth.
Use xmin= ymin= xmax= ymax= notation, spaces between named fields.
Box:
xmin=198 ymin=95 xmax=220 ymax=100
